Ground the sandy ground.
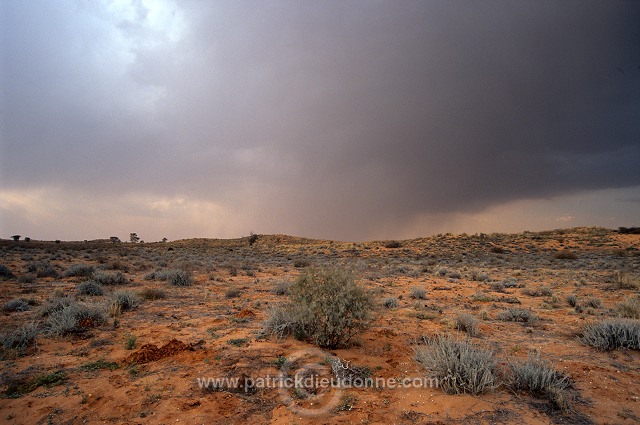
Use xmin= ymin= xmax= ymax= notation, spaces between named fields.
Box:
xmin=0 ymin=227 xmax=639 ymax=424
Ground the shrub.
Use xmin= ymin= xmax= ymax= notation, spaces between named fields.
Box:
xmin=263 ymin=268 xmax=373 ymax=348
xmin=415 ymin=336 xmax=498 ymax=394
xmin=45 ymin=301 xmax=107 ymax=336
xmin=384 ymin=241 xmax=402 ymax=249
xmin=455 ymin=313 xmax=479 ymax=337
xmin=28 ymin=261 xmax=59 ymax=278
xmin=272 ymin=280 xmax=292 ymax=296
xmin=139 ymin=287 xmax=167 ymax=300
xmin=92 ymin=271 xmax=127 ymax=285
xmin=613 ymin=271 xmax=640 ymax=290
xmin=470 ymin=270 xmax=490 ymax=282
xmin=38 ymin=296 xmax=75 ymax=317
xmin=409 ymin=287 xmax=427 ymax=300
xmin=553 ymin=250 xmax=578 ymax=260
xmin=1 ymin=322 xmax=39 ymax=355
xmin=262 ymin=303 xmax=301 ymax=340
xmin=167 ymin=270 xmax=193 ymax=287
xmin=225 ymin=287 xmax=242 ymax=298
xmin=582 ymin=297 xmax=602 ymax=309
xmin=110 ymin=291 xmax=140 ymax=311
xmin=383 ymin=297 xmax=398 ymax=309
xmin=2 ymin=299 xmax=31 ymax=312
xmin=497 ymin=308 xmax=538 ymax=323
xmin=448 ymin=270 xmax=462 ymax=279
xmin=0 ymin=264 xmax=15 ymax=278
xmin=616 ymin=296 xmax=640 ymax=319
xmin=523 ymin=286 xmax=553 ymax=297
xmin=580 ymin=319 xmax=640 ymax=350
xmin=508 ymin=353 xmax=573 ymax=411
xmin=64 ymin=263 xmax=95 ymax=278
xmin=77 ymin=281 xmax=104 ymax=296
xmin=566 ymin=294 xmax=578 ymax=307
xmin=489 ymin=282 xmax=506 ymax=293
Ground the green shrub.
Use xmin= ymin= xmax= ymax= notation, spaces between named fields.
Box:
xmin=455 ymin=313 xmax=479 ymax=337
xmin=415 ymin=336 xmax=498 ymax=395
xmin=580 ymin=319 xmax=640 ymax=350
xmin=77 ymin=281 xmax=104 ymax=296
xmin=64 ymin=263 xmax=95 ymax=278
xmin=566 ymin=294 xmax=578 ymax=307
xmin=263 ymin=268 xmax=373 ymax=349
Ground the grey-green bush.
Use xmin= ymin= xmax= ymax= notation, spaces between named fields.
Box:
xmin=110 ymin=291 xmax=140 ymax=311
xmin=508 ymin=353 xmax=573 ymax=411
xmin=167 ymin=270 xmax=193 ymax=286
xmin=1 ymin=322 xmax=39 ymax=355
xmin=415 ymin=336 xmax=498 ymax=395
xmin=497 ymin=308 xmax=538 ymax=323
xmin=263 ymin=267 xmax=373 ymax=349
xmin=45 ymin=302 xmax=107 ymax=336
xmin=77 ymin=281 xmax=104 ymax=296
xmin=455 ymin=313 xmax=479 ymax=337
xmin=63 ymin=263 xmax=95 ymax=278
xmin=2 ymin=299 xmax=31 ymax=312
xmin=580 ymin=319 xmax=640 ymax=350
xmin=92 ymin=271 xmax=127 ymax=285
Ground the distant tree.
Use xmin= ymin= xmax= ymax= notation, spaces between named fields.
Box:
xmin=55 ymin=240 xmax=61 ymax=244
xmin=248 ymin=232 xmax=258 ymax=246
xmin=161 ymin=238 xmax=168 ymax=243
xmin=130 ymin=233 xmax=140 ymax=243
xmin=11 ymin=235 xmax=20 ymax=241
xmin=110 ymin=236 xmax=121 ymax=243
xmin=24 ymin=237 xmax=31 ymax=242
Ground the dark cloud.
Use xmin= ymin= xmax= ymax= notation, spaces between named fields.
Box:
xmin=1 ymin=1 xmax=639 ymax=240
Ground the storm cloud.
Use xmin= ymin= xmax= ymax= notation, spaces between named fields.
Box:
xmin=1 ymin=1 xmax=639 ymax=241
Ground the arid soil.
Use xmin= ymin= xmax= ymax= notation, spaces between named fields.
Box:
xmin=1 ymin=227 xmax=639 ymax=424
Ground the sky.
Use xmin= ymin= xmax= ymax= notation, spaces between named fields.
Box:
xmin=1 ymin=0 xmax=639 ymax=242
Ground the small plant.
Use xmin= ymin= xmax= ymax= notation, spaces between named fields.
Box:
xmin=580 ymin=319 xmax=640 ymax=350
xmin=582 ymin=297 xmax=602 ymax=309
xmin=262 ymin=304 xmax=301 ymax=340
xmin=470 ymin=270 xmax=490 ymax=282
xmin=384 ymin=241 xmax=402 ymax=249
xmin=64 ymin=264 xmax=95 ymax=278
xmin=2 ymin=299 xmax=31 ymax=312
xmin=616 ymin=295 xmax=640 ymax=319
xmin=553 ymin=250 xmax=578 ymax=260
xmin=272 ymin=280 xmax=291 ymax=296
xmin=523 ymin=286 xmax=553 ymax=297
xmin=92 ymin=271 xmax=127 ymax=285
xmin=77 ymin=281 xmax=104 ymax=296
xmin=139 ymin=287 xmax=167 ymax=300
xmin=110 ymin=291 xmax=140 ymax=311
xmin=497 ymin=308 xmax=538 ymax=323
xmin=1 ymin=322 xmax=39 ymax=355
xmin=409 ymin=287 xmax=427 ymax=300
xmin=167 ymin=270 xmax=193 ymax=287
xmin=80 ymin=359 xmax=119 ymax=371
xmin=489 ymin=281 xmax=506 ymax=293
xmin=225 ymin=287 xmax=242 ymax=298
xmin=566 ymin=294 xmax=578 ymax=307
xmin=455 ymin=313 xmax=479 ymax=337
xmin=0 ymin=264 xmax=15 ymax=279
xmin=45 ymin=302 xmax=107 ymax=336
xmin=415 ymin=336 xmax=498 ymax=395
xmin=227 ymin=338 xmax=249 ymax=347
xmin=612 ymin=271 xmax=640 ymax=290
xmin=508 ymin=352 xmax=573 ymax=412
xmin=382 ymin=297 xmax=398 ymax=309
xmin=125 ymin=335 xmax=137 ymax=350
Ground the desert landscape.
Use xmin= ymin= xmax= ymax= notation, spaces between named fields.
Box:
xmin=0 ymin=227 xmax=638 ymax=424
